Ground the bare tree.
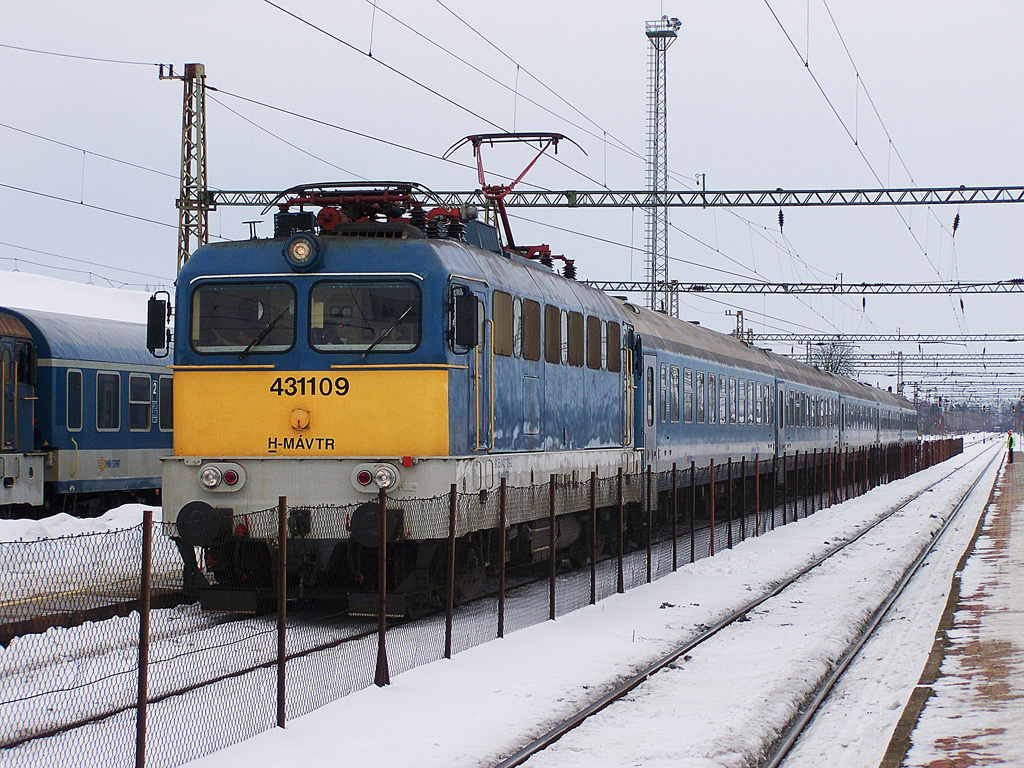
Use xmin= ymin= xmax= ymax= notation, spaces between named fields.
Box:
xmin=811 ymin=340 xmax=857 ymax=377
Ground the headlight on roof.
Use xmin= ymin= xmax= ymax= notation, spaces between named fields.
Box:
xmin=284 ymin=233 xmax=320 ymax=270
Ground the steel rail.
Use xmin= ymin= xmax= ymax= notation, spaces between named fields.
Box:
xmin=760 ymin=446 xmax=1001 ymax=768
xmin=491 ymin=445 xmax=992 ymax=768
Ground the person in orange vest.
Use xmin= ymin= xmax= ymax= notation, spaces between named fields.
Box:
xmin=1008 ymin=430 xmax=1015 ymax=464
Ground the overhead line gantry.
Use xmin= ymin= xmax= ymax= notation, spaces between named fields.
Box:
xmin=207 ymin=184 xmax=1024 ymax=209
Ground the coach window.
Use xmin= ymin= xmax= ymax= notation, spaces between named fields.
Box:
xmin=129 ymin=374 xmax=151 ymax=432
xmin=586 ymin=316 xmax=602 ymax=370
xmin=683 ymin=367 xmax=693 ymax=424
xmin=660 ymin=364 xmax=668 ymax=423
xmin=669 ymin=365 xmax=680 ymax=423
xmin=193 ymin=282 xmax=296 ymax=354
xmin=696 ymin=371 xmax=705 ymax=423
xmin=738 ymin=378 xmax=746 ymax=425
xmin=512 ymin=298 xmax=523 ymax=358
xmin=492 ymin=291 xmax=513 ymax=356
xmin=755 ymin=382 xmax=762 ymax=425
xmin=66 ymin=369 xmax=83 ymax=432
xmin=159 ymin=376 xmax=173 ymax=432
xmin=96 ymin=372 xmax=120 ymax=432
xmin=545 ymin=305 xmax=561 ymax=364
xmin=606 ymin=322 xmax=621 ymax=373
xmin=684 ymin=368 xmax=692 ymax=423
xmin=708 ymin=374 xmax=717 ymax=424
xmin=646 ymin=366 xmax=655 ymax=427
xmin=719 ymin=375 xmax=728 ymax=424
xmin=568 ymin=311 xmax=584 ymax=367
xmin=729 ymin=377 xmax=738 ymax=425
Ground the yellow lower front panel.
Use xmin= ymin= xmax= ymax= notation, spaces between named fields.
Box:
xmin=173 ymin=367 xmax=450 ymax=457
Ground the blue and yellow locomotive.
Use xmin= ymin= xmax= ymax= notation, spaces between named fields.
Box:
xmin=154 ymin=180 xmax=917 ymax=607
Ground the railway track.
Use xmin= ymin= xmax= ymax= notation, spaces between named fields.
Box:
xmin=491 ymin=441 xmax=1001 ymax=768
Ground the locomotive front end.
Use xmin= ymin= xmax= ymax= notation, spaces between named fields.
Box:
xmin=160 ymin=188 xmax=470 ymax=603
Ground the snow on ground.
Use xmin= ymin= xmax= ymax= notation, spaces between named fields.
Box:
xmin=178 ymin=436 xmax=1001 ymax=768
xmin=0 ymin=503 xmax=157 ymax=543
xmin=0 ymin=271 xmax=151 ymax=323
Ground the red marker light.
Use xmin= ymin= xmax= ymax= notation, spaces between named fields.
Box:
xmin=223 ymin=469 xmax=239 ymax=486
xmin=402 ymin=456 xmax=413 ymax=468
xmin=356 ymin=470 xmax=373 ymax=486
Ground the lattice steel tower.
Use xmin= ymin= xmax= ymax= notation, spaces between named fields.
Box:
xmin=645 ymin=17 xmax=681 ymax=315
xmin=161 ymin=63 xmax=210 ymax=272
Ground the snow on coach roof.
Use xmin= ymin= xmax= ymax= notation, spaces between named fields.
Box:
xmin=2 ymin=308 xmax=153 ymax=365
xmin=0 ymin=271 xmax=151 ymax=323
xmin=0 ymin=273 xmax=155 ymax=364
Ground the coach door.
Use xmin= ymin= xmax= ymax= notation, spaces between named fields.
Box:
xmin=1 ymin=344 xmax=13 ymax=449
xmin=640 ymin=353 xmax=658 ymax=468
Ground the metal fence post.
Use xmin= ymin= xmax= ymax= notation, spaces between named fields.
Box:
xmin=726 ymin=458 xmax=733 ymax=549
xmin=689 ymin=461 xmax=696 ymax=564
xmin=135 ymin=508 xmax=153 ymax=768
xmin=374 ymin=488 xmax=390 ymax=687
xmin=590 ymin=470 xmax=597 ymax=605
xmin=754 ymin=454 xmax=760 ymax=537
xmin=709 ymin=459 xmax=716 ymax=556
xmin=276 ymin=497 xmax=287 ymax=727
xmin=549 ymin=474 xmax=557 ymax=620
xmin=617 ymin=467 xmax=624 ymax=594
xmin=445 ymin=484 xmax=457 ymax=658
xmin=671 ymin=463 xmax=678 ymax=572
xmin=740 ymin=457 xmax=747 ymax=542
xmin=780 ymin=452 xmax=787 ymax=526
xmin=792 ymin=450 xmax=799 ymax=521
xmin=645 ymin=466 xmax=653 ymax=583
xmin=499 ymin=478 xmax=507 ymax=637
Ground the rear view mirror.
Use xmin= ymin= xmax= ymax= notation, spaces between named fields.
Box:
xmin=147 ymin=291 xmax=171 ymax=358
xmin=452 ymin=287 xmax=479 ymax=349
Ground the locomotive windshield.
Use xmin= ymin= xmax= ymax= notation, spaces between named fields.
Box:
xmin=191 ymin=283 xmax=296 ymax=355
xmin=310 ymin=281 xmax=420 ymax=354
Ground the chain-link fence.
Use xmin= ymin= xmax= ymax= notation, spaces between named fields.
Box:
xmin=0 ymin=438 xmax=964 ymax=768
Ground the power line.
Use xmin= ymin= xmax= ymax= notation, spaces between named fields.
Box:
xmin=258 ymin=1 xmax=604 ymax=189
xmin=0 ymin=240 xmax=174 ymax=282
xmin=260 ymin=0 xmax=504 ymax=132
xmin=0 ymin=182 xmax=176 ymax=230
xmin=207 ymin=95 xmax=368 ymax=180
xmin=0 ymin=121 xmax=177 ymax=179
xmin=0 ymin=41 xmax=159 ymax=67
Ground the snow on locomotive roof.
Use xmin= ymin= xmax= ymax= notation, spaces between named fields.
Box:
xmin=0 ymin=270 xmax=151 ymax=324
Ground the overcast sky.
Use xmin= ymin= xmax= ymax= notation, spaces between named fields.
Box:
xmin=2 ymin=1 xmax=1022 ymax=401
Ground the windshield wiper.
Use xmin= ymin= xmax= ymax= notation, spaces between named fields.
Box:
xmin=360 ymin=306 xmax=414 ymax=359
xmin=238 ymin=308 xmax=289 ymax=360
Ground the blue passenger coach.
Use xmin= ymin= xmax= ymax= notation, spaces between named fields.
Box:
xmin=0 ymin=307 xmax=171 ymax=515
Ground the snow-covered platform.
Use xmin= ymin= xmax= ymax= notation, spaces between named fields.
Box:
xmin=885 ymin=454 xmax=1024 ymax=767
